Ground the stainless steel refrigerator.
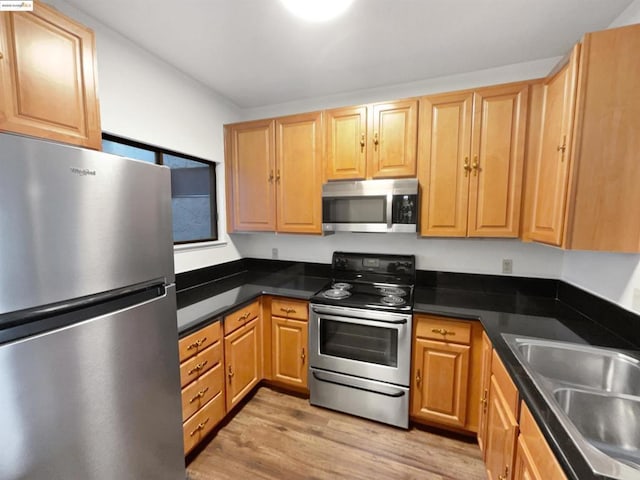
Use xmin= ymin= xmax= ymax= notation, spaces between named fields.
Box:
xmin=0 ymin=133 xmax=185 ymax=479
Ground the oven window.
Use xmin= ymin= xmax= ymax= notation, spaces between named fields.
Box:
xmin=320 ymin=319 xmax=398 ymax=367
xmin=322 ymin=197 xmax=387 ymax=223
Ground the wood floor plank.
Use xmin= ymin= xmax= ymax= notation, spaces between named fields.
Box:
xmin=187 ymin=387 xmax=485 ymax=480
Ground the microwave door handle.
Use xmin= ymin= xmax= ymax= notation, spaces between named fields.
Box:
xmin=386 ymin=192 xmax=393 ymax=230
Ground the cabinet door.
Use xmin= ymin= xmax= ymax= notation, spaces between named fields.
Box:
xmin=529 ymin=46 xmax=580 ymax=246
xmin=468 ymin=84 xmax=528 ymax=237
xmin=224 ymin=318 xmax=262 ymax=411
xmin=411 ymin=337 xmax=470 ymax=428
xmin=225 ymin=119 xmax=276 ymax=232
xmin=418 ymin=92 xmax=473 ymax=236
xmin=513 ymin=437 xmax=538 ymax=480
xmin=275 ymin=112 xmax=323 ymax=233
xmin=485 ymin=375 xmax=518 ymax=480
xmin=369 ymin=100 xmax=418 ymax=178
xmin=272 ymin=316 xmax=308 ymax=388
xmin=325 ymin=105 xmax=367 ymax=180
xmin=478 ymin=331 xmax=493 ymax=455
xmin=0 ymin=3 xmax=101 ymax=149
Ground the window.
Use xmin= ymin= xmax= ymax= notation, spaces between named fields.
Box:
xmin=102 ymin=134 xmax=218 ymax=244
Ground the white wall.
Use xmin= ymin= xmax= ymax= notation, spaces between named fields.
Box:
xmin=45 ymin=0 xmax=243 ymax=273
xmin=233 ymin=234 xmax=563 ymax=279
xmin=557 ymin=3 xmax=640 ymax=314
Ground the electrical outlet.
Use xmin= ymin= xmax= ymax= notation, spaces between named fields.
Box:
xmin=272 ymin=247 xmax=279 ymax=260
xmin=502 ymin=259 xmax=513 ymax=274
xmin=633 ymin=288 xmax=640 ymax=312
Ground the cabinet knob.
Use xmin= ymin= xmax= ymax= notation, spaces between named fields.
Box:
xmin=557 ymin=135 xmax=567 ymax=161
xmin=189 ymin=418 xmax=210 ymax=437
xmin=228 ymin=365 xmax=234 ymax=381
xmin=301 ymin=347 xmax=306 ymax=364
xmin=472 ymin=155 xmax=479 ymax=176
xmin=268 ymin=170 xmax=274 ymax=183
xmin=463 ymin=156 xmax=471 ymax=177
xmin=186 ymin=336 xmax=207 ymax=350
xmin=373 ymin=132 xmax=379 ymax=150
xmin=480 ymin=389 xmax=488 ymax=413
xmin=276 ymin=170 xmax=281 ymax=183
xmin=360 ymin=133 xmax=365 ymax=151
xmin=189 ymin=387 xmax=210 ymax=404
xmin=416 ymin=369 xmax=421 ymax=387
xmin=280 ymin=307 xmax=296 ymax=314
xmin=0 ymin=52 xmax=3 ymax=60
xmin=187 ymin=360 xmax=208 ymax=376
xmin=498 ymin=465 xmax=509 ymax=480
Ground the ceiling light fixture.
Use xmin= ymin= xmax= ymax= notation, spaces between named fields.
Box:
xmin=280 ymin=0 xmax=354 ymax=22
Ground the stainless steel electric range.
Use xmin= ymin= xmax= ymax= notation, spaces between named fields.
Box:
xmin=308 ymin=252 xmax=415 ymax=428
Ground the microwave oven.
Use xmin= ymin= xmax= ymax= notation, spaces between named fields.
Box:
xmin=322 ymin=179 xmax=418 ymax=233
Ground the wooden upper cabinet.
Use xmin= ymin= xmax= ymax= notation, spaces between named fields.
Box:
xmin=527 ymin=24 xmax=640 ymax=252
xmin=419 ymin=83 xmax=528 ymax=238
xmin=225 ymin=119 xmax=276 ymax=232
xmin=0 ymin=2 xmax=101 ymax=149
xmin=528 ymin=46 xmax=579 ymax=246
xmin=418 ymin=92 xmax=473 ymax=236
xmin=275 ymin=112 xmax=323 ymax=233
xmin=325 ymin=105 xmax=367 ymax=180
xmin=325 ymin=100 xmax=417 ymax=180
xmin=369 ymin=100 xmax=418 ymax=178
xmin=468 ymin=84 xmax=528 ymax=237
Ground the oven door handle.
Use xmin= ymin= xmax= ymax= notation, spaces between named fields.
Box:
xmin=312 ymin=371 xmax=406 ymax=398
xmin=311 ymin=307 xmax=408 ymax=326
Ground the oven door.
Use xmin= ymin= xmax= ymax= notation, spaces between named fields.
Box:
xmin=309 ymin=304 xmax=411 ymax=386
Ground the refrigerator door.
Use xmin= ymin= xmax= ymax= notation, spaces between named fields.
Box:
xmin=0 ymin=133 xmax=174 ymax=316
xmin=0 ymin=285 xmax=185 ymax=480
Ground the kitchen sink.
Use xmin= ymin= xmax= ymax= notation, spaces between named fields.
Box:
xmin=516 ymin=340 xmax=640 ymax=396
xmin=502 ymin=334 xmax=640 ymax=480
xmin=554 ymin=388 xmax=640 ymax=469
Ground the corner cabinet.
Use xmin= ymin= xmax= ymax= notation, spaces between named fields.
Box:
xmin=325 ymin=99 xmax=418 ymax=180
xmin=527 ymin=24 xmax=640 ymax=252
xmin=225 ymin=112 xmax=323 ymax=234
xmin=411 ymin=314 xmax=483 ymax=433
xmin=418 ymin=82 xmax=528 ymax=238
xmin=0 ymin=2 xmax=101 ymax=149
xmin=223 ymin=301 xmax=262 ymax=412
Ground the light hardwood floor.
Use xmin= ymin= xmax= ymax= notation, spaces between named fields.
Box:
xmin=187 ymin=387 xmax=486 ymax=480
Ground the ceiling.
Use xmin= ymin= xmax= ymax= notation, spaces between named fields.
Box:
xmin=64 ymin=0 xmax=634 ymax=108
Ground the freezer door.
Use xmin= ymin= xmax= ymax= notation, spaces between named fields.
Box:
xmin=0 ymin=285 xmax=185 ymax=480
xmin=0 ymin=133 xmax=174 ymax=315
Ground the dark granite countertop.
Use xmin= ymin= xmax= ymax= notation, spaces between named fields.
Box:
xmin=177 ymin=271 xmax=328 ymax=336
xmin=414 ymin=286 xmax=634 ymax=480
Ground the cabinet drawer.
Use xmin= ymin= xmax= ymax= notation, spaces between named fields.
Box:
xmin=415 ymin=315 xmax=472 ymax=344
xmin=224 ymin=300 xmax=260 ymax=336
xmin=271 ymin=298 xmax=308 ymax=321
xmin=178 ymin=321 xmax=221 ymax=362
xmin=181 ymin=362 xmax=224 ymax=422
xmin=491 ymin=350 xmax=519 ymax=418
xmin=180 ymin=341 xmax=222 ymax=388
xmin=182 ymin=391 xmax=225 ymax=455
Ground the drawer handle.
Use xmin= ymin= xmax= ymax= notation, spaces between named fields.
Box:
xmin=432 ymin=328 xmax=455 ymax=336
xmin=187 ymin=360 xmax=208 ymax=376
xmin=301 ymin=347 xmax=305 ymax=364
xmin=280 ymin=307 xmax=296 ymax=314
xmin=238 ymin=312 xmax=251 ymax=322
xmin=189 ymin=417 xmax=210 ymax=437
xmin=228 ymin=365 xmax=234 ymax=381
xmin=186 ymin=337 xmax=207 ymax=350
xmin=189 ymin=387 xmax=210 ymax=403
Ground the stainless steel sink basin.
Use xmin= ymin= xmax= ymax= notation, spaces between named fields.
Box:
xmin=516 ymin=341 xmax=640 ymax=396
xmin=502 ymin=334 xmax=640 ymax=480
xmin=554 ymin=388 xmax=640 ymax=469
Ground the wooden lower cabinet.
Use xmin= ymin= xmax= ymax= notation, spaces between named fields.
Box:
xmin=485 ymin=374 xmax=519 ymax=480
xmin=224 ymin=317 xmax=262 ymax=411
xmin=179 ymin=320 xmax=225 ymax=455
xmin=272 ymin=316 xmax=308 ymax=388
xmin=411 ymin=314 xmax=483 ymax=433
xmin=477 ymin=331 xmax=493 ymax=453
xmin=514 ymin=402 xmax=567 ymax=480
